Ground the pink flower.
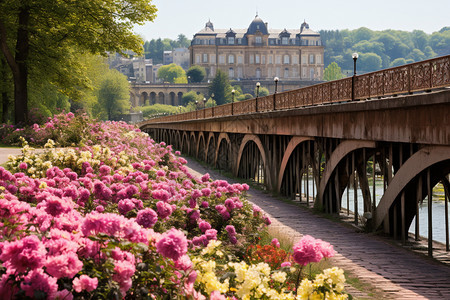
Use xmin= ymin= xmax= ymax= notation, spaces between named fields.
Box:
xmin=136 ymin=208 xmax=158 ymax=228
xmin=174 ymin=255 xmax=193 ymax=271
xmin=201 ymin=188 xmax=211 ymax=197
xmin=20 ymin=269 xmax=58 ymax=298
xmin=199 ymin=220 xmax=211 ymax=233
xmin=72 ymin=275 xmax=98 ymax=293
xmin=271 ymin=238 xmax=280 ymax=248
xmin=45 ymin=252 xmax=83 ymax=279
xmin=156 ymin=228 xmax=188 ymax=261
xmin=205 ymin=229 xmax=217 ymax=241
xmin=281 ymin=262 xmax=292 ymax=268
xmin=201 ymin=173 xmax=210 ymax=182
xmin=210 ymin=291 xmax=227 ymax=300
xmin=19 ymin=162 xmax=28 ymax=170
xmin=118 ymin=198 xmax=136 ymax=215
xmin=156 ymin=201 xmax=173 ymax=219
xmin=225 ymin=225 xmax=236 ymax=235
xmin=156 ymin=169 xmax=166 ymax=177
xmin=317 ymin=239 xmax=336 ymax=258
xmin=292 ymin=235 xmax=324 ymax=266
xmin=0 ymin=235 xmax=46 ymax=273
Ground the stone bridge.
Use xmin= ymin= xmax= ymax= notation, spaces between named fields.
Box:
xmin=130 ymin=83 xmax=210 ymax=107
xmin=138 ymin=55 xmax=450 ymax=256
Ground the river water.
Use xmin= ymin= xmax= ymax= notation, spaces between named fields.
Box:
xmin=303 ymin=177 xmax=448 ymax=244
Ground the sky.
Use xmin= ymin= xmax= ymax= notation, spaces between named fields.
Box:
xmin=134 ymin=0 xmax=450 ymax=41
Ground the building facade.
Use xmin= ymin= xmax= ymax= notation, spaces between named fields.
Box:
xmin=189 ymin=16 xmax=324 ymax=81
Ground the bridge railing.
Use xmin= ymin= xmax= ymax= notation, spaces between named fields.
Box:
xmin=143 ymin=55 xmax=450 ymax=124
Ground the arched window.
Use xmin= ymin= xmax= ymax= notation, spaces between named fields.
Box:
xmin=284 ymin=68 xmax=289 ymax=78
xmin=256 ymin=68 xmax=261 ymax=79
xmin=283 ymin=55 xmax=290 ymax=64
xmin=228 ymin=55 xmax=235 ymax=64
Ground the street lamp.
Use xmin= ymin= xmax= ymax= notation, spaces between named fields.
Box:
xmin=203 ymin=97 xmax=207 ymax=108
xmin=231 ymin=89 xmax=235 ymax=102
xmin=178 ymin=106 xmax=182 ymax=114
xmin=195 ymin=100 xmax=199 ymax=110
xmin=255 ymin=82 xmax=261 ymax=112
xmin=273 ymin=77 xmax=279 ymax=110
xmin=352 ymin=52 xmax=358 ymax=101
xmin=274 ymin=77 xmax=279 ymax=94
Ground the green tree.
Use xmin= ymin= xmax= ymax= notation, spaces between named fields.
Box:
xmin=97 ymin=70 xmax=130 ymax=120
xmin=390 ymin=58 xmax=407 ymax=67
xmin=209 ymin=70 xmax=232 ymax=105
xmin=157 ymin=63 xmax=187 ymax=84
xmin=254 ymin=86 xmax=270 ymax=97
xmin=181 ymin=91 xmax=202 ymax=106
xmin=359 ymin=53 xmax=382 ymax=72
xmin=187 ymin=65 xmax=206 ymax=83
xmin=407 ymin=49 xmax=426 ymax=62
xmin=354 ymin=27 xmax=373 ymax=43
xmin=323 ymin=62 xmax=344 ymax=81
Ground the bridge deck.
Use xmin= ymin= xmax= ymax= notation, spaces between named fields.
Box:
xmin=186 ymin=158 xmax=450 ymax=299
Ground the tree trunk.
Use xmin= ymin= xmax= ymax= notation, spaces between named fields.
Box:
xmin=0 ymin=6 xmax=30 ymax=125
xmin=14 ymin=7 xmax=30 ymax=124
xmin=0 ymin=56 xmax=9 ymax=123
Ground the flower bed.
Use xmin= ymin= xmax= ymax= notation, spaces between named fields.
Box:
xmin=0 ymin=113 xmax=348 ymax=299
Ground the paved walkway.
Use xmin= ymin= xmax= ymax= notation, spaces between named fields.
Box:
xmin=2 ymin=148 xmax=450 ymax=299
xmin=184 ymin=158 xmax=450 ymax=300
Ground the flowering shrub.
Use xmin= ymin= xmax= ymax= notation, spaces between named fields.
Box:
xmin=0 ymin=113 xmax=348 ymax=299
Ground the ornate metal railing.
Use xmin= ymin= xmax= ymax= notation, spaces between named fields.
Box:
xmin=143 ymin=55 xmax=450 ymax=124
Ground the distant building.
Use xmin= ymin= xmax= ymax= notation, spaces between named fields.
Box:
xmin=132 ymin=58 xmax=154 ymax=83
xmin=163 ymin=48 xmax=190 ymax=70
xmin=189 ymin=15 xmax=324 ymax=81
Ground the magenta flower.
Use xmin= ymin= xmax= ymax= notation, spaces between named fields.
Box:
xmin=292 ymin=235 xmax=324 ymax=266
xmin=156 ymin=228 xmax=188 ymax=261
xmin=156 ymin=201 xmax=173 ymax=219
xmin=199 ymin=220 xmax=211 ymax=233
xmin=45 ymin=252 xmax=83 ymax=279
xmin=135 ymin=208 xmax=158 ymax=228
xmin=20 ymin=269 xmax=58 ymax=298
xmin=72 ymin=275 xmax=98 ymax=293
xmin=271 ymin=238 xmax=281 ymax=248
xmin=0 ymin=235 xmax=47 ymax=273
xmin=19 ymin=162 xmax=28 ymax=170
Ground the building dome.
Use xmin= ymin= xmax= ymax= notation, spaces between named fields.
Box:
xmin=246 ymin=15 xmax=268 ymax=35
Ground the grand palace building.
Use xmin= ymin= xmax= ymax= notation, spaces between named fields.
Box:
xmin=189 ymin=15 xmax=324 ymax=82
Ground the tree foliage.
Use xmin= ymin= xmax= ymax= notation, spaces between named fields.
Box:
xmin=157 ymin=63 xmax=187 ymax=84
xmin=181 ymin=91 xmax=203 ymax=106
xmin=209 ymin=70 xmax=232 ymax=105
xmin=323 ymin=62 xmax=344 ymax=81
xmin=0 ymin=0 xmax=157 ymax=123
xmin=186 ymin=65 xmax=206 ymax=83
xmin=143 ymin=35 xmax=191 ymax=64
xmin=320 ymin=27 xmax=449 ymax=74
xmin=97 ymin=70 xmax=130 ymax=120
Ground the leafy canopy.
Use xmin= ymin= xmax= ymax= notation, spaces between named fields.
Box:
xmin=157 ymin=64 xmax=187 ymax=84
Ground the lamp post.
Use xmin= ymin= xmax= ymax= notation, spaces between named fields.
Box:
xmin=231 ymin=89 xmax=235 ymax=102
xmin=273 ymin=77 xmax=279 ymax=110
xmin=352 ymin=52 xmax=358 ymax=101
xmin=211 ymin=93 xmax=215 ymax=117
xmin=203 ymin=97 xmax=207 ymax=108
xmin=195 ymin=100 xmax=198 ymax=110
xmin=178 ymin=106 xmax=182 ymax=114
xmin=255 ymin=82 xmax=260 ymax=112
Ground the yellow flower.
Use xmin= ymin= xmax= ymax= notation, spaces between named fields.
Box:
xmin=271 ymin=271 xmax=287 ymax=283
xmin=39 ymin=182 xmax=48 ymax=189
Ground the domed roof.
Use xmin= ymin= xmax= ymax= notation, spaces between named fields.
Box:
xmin=246 ymin=15 xmax=268 ymax=35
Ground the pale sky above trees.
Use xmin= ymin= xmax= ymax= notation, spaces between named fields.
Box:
xmin=135 ymin=0 xmax=450 ymax=40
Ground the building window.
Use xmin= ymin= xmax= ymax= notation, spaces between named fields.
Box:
xmin=309 ymin=54 xmax=314 ymax=64
xmin=283 ymin=55 xmax=290 ymax=64
xmin=238 ymin=55 xmax=243 ymax=64
xmin=228 ymin=37 xmax=235 ymax=45
xmin=238 ymin=67 xmax=243 ymax=78
xmin=268 ymin=55 xmax=273 ymax=64
xmin=237 ymin=38 xmax=242 ymax=44
xmin=281 ymin=37 xmax=289 ymax=45
xmin=229 ymin=68 xmax=234 ymax=78
xmin=256 ymin=68 xmax=261 ymax=79
xmin=268 ymin=67 xmax=272 ymax=78
xmin=209 ymin=39 xmax=215 ymax=45
xmin=195 ymin=54 xmax=201 ymax=64
xmin=310 ymin=68 xmax=315 ymax=79
xmin=210 ymin=66 xmax=215 ymax=77
xmin=203 ymin=53 xmax=208 ymax=63
xmin=269 ymin=39 xmax=275 ymax=45
xmin=255 ymin=36 xmax=262 ymax=44
xmin=210 ymin=54 xmax=216 ymax=63
xmin=276 ymin=55 xmax=282 ymax=64
xmin=276 ymin=67 xmax=281 ymax=77
xmin=262 ymin=55 xmax=266 ymax=64
xmin=228 ymin=55 xmax=235 ymax=64
xmin=250 ymin=55 xmax=254 ymax=64
xmin=316 ymin=54 xmax=321 ymax=64
xmin=284 ymin=68 xmax=289 ymax=78
xmin=219 ymin=55 xmax=225 ymax=64
xmin=255 ymin=54 xmax=260 ymax=64
xmin=302 ymin=55 xmax=307 ymax=64
xmin=302 ymin=67 xmax=307 ymax=78
xmin=293 ymin=56 xmax=299 ymax=64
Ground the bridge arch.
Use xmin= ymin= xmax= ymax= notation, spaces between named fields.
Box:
xmin=150 ymin=92 xmax=157 ymax=105
xmin=141 ymin=92 xmax=149 ymax=106
xmin=277 ymin=136 xmax=314 ymax=192
xmin=318 ymin=140 xmax=376 ymax=210
xmin=235 ymin=134 xmax=267 ymax=183
xmin=158 ymin=92 xmax=165 ymax=104
xmin=205 ymin=133 xmax=216 ymax=165
xmin=169 ymin=92 xmax=176 ymax=106
xmin=197 ymin=132 xmax=206 ymax=160
xmin=189 ymin=132 xmax=197 ymax=157
xmin=215 ymin=133 xmax=232 ymax=171
xmin=181 ymin=131 xmax=189 ymax=154
xmin=375 ymin=145 xmax=450 ymax=231
xmin=178 ymin=92 xmax=183 ymax=105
